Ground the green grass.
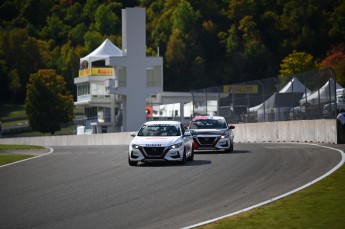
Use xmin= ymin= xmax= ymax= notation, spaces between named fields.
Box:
xmin=1 ymin=103 xmax=80 ymax=137
xmin=4 ymin=123 xmax=78 ymax=137
xmin=0 ymin=144 xmax=44 ymax=150
xmin=0 ymin=104 xmax=27 ymax=119
xmin=200 ymin=164 xmax=345 ymax=229
xmin=0 ymin=154 xmax=36 ymax=166
xmin=1 ymin=119 xmax=28 ymax=127
xmin=0 ymin=144 xmax=44 ymax=166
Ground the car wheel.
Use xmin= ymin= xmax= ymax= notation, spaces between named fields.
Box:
xmin=226 ymin=142 xmax=233 ymax=153
xmin=229 ymin=142 xmax=234 ymax=152
xmin=128 ymin=157 xmax=138 ymax=166
xmin=181 ymin=148 xmax=187 ymax=164
xmin=188 ymin=147 xmax=194 ymax=161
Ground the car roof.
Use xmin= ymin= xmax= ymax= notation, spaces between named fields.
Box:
xmin=192 ymin=116 xmax=225 ymax=121
xmin=143 ymin=120 xmax=181 ymax=125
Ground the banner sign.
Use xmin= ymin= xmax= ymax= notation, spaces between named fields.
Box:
xmin=223 ymin=85 xmax=258 ymax=94
xmin=79 ymin=68 xmax=113 ymax=77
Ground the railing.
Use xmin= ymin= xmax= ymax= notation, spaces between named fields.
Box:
xmin=191 ymin=68 xmax=338 ymax=123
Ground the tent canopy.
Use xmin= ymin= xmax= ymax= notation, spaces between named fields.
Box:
xmin=299 ymin=78 xmax=343 ymax=106
xmin=80 ymin=39 xmax=122 ymax=64
xmin=279 ymin=77 xmax=311 ymax=93
xmin=249 ymin=77 xmax=309 ymax=112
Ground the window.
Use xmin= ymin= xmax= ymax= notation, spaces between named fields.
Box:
xmin=85 ymin=107 xmax=110 ymax=123
xmin=85 ymin=107 xmax=97 ymax=120
xmin=90 ymin=83 xmax=106 ymax=95
xmin=104 ymin=107 xmax=111 ymax=122
xmin=138 ymin=124 xmax=180 ymax=136
xmin=147 ymin=66 xmax=161 ymax=87
xmin=77 ymin=83 xmax=90 ymax=96
xmin=77 ymin=83 xmax=90 ymax=101
xmin=118 ymin=67 xmax=126 ymax=87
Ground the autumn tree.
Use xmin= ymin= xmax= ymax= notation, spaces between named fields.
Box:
xmin=25 ymin=69 xmax=74 ymax=135
xmin=94 ymin=3 xmax=120 ymax=35
xmin=8 ymin=69 xmax=21 ymax=103
xmin=0 ymin=29 xmax=51 ymax=102
xmin=279 ymin=50 xmax=319 ymax=87
xmin=0 ymin=0 xmax=344 ymax=99
xmin=321 ymin=44 xmax=345 ymax=86
xmin=165 ymin=0 xmax=201 ymax=90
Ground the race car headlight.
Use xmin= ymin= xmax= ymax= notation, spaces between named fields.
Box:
xmin=170 ymin=142 xmax=183 ymax=149
xmin=132 ymin=144 xmax=141 ymax=149
xmin=221 ymin=134 xmax=229 ymax=139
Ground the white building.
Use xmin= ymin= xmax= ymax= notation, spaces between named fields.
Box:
xmin=74 ymin=8 xmax=163 ymax=133
xmin=74 ymin=8 xmax=225 ymax=134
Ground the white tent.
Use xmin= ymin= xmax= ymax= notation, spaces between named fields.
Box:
xmin=279 ymin=77 xmax=311 ymax=94
xmin=80 ymin=39 xmax=123 ymax=65
xmin=300 ymin=78 xmax=342 ymax=106
xmin=249 ymin=77 xmax=309 ymax=112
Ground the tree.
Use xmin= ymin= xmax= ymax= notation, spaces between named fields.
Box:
xmin=165 ymin=29 xmax=186 ymax=66
xmin=84 ymin=31 xmax=103 ymax=53
xmin=68 ymin=23 xmax=87 ymax=46
xmin=40 ymin=13 xmax=69 ymax=45
xmin=279 ymin=50 xmax=319 ymax=87
xmin=328 ymin=0 xmax=345 ymax=42
xmin=94 ymin=3 xmax=119 ymax=35
xmin=8 ymin=69 xmax=21 ymax=103
xmin=25 ymin=69 xmax=74 ymax=135
xmin=321 ymin=44 xmax=345 ymax=86
xmin=82 ymin=0 xmax=100 ymax=24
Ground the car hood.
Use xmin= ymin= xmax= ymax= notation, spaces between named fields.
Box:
xmin=191 ymin=129 xmax=228 ymax=135
xmin=131 ymin=136 xmax=180 ymax=147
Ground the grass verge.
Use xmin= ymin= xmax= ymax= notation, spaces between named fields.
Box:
xmin=200 ymin=164 xmax=345 ymax=229
xmin=0 ymin=144 xmax=44 ymax=150
xmin=0 ymin=144 xmax=45 ymax=166
xmin=0 ymin=154 xmax=36 ymax=166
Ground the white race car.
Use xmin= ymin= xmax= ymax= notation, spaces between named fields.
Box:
xmin=188 ymin=116 xmax=235 ymax=152
xmin=128 ymin=121 xmax=194 ymax=166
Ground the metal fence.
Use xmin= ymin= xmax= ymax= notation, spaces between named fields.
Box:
xmin=191 ymin=68 xmax=339 ymax=123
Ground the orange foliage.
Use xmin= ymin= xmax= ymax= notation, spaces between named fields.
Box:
xmin=321 ymin=44 xmax=345 ymax=69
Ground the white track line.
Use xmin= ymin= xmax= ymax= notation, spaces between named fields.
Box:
xmin=182 ymin=143 xmax=345 ymax=229
xmin=0 ymin=147 xmax=54 ymax=168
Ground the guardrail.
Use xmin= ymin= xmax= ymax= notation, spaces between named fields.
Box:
xmin=0 ymin=119 xmax=337 ymax=145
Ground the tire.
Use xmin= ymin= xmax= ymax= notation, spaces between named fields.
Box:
xmin=181 ymin=148 xmax=187 ymax=164
xmin=188 ymin=147 xmax=194 ymax=161
xmin=226 ymin=141 xmax=233 ymax=153
xmin=229 ymin=142 xmax=234 ymax=152
xmin=128 ymin=157 xmax=138 ymax=166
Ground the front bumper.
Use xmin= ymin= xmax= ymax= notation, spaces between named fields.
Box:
xmin=129 ymin=145 xmax=184 ymax=162
xmin=193 ymin=135 xmax=230 ymax=151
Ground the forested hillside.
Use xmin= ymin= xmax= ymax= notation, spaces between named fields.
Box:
xmin=0 ymin=0 xmax=344 ymax=103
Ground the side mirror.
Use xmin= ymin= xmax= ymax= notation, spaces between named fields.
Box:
xmin=229 ymin=125 xmax=235 ymax=129
xmin=130 ymin=132 xmax=137 ymax=137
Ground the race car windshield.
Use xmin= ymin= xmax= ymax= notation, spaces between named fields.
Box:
xmin=138 ymin=124 xmax=181 ymax=136
xmin=190 ymin=119 xmax=227 ymax=129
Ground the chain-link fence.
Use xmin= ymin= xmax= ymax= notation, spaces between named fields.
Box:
xmin=191 ymin=68 xmax=339 ymax=123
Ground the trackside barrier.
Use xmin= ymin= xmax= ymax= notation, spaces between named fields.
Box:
xmin=233 ymin=119 xmax=336 ymax=144
xmin=0 ymin=119 xmax=337 ymax=146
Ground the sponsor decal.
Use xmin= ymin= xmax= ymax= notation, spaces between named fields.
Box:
xmin=145 ymin=144 xmax=162 ymax=147
xmin=79 ymin=68 xmax=113 ymax=77
xmin=223 ymin=85 xmax=258 ymax=94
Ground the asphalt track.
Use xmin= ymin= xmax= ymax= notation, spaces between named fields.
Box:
xmin=0 ymin=143 xmax=342 ymax=229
